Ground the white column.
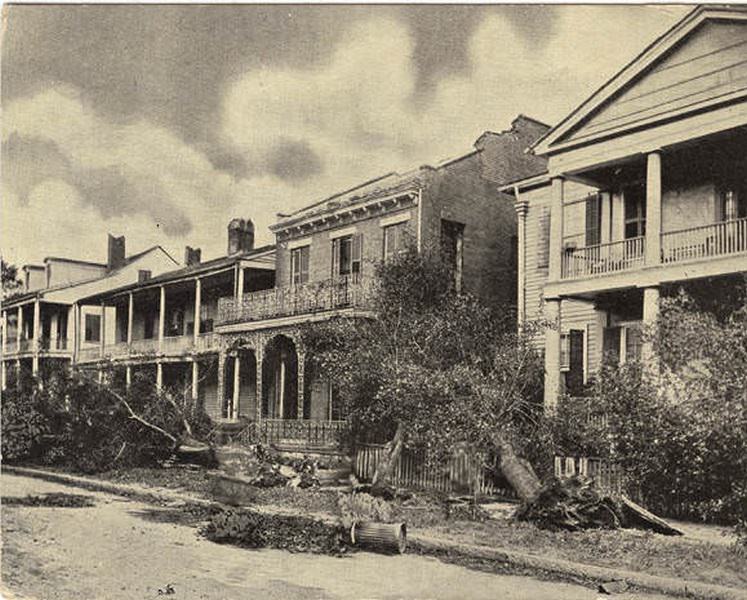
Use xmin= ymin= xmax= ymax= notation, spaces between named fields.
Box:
xmin=158 ymin=285 xmax=166 ymax=352
xmin=32 ymin=300 xmax=41 ymax=375
xmin=50 ymin=312 xmax=59 ymax=348
xmin=127 ymin=292 xmax=134 ymax=345
xmin=17 ymin=306 xmax=23 ymax=350
xmin=1 ymin=361 xmax=6 ymax=391
xmin=193 ymin=278 xmax=201 ymax=341
xmin=99 ymin=301 xmax=106 ymax=358
xmin=191 ymin=360 xmax=199 ymax=401
xmin=548 ymin=177 xmax=565 ymax=281
xmin=232 ymin=354 xmax=241 ymax=420
xmin=645 ymin=150 xmax=662 ymax=266
xmin=514 ymin=193 xmax=528 ymax=328
xmin=2 ymin=310 xmax=7 ymax=353
xmin=642 ymin=286 xmax=660 ymax=366
xmin=278 ymin=350 xmax=286 ymax=419
xmin=156 ymin=362 xmax=163 ymax=390
xmin=544 ymin=298 xmax=562 ymax=411
xmin=235 ymin=265 xmax=244 ymax=300
xmin=125 ymin=365 xmax=132 ymax=389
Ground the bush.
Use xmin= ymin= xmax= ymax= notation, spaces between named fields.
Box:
xmin=337 ymin=492 xmax=393 ymax=528
xmin=1 ymin=367 xmax=50 ymax=462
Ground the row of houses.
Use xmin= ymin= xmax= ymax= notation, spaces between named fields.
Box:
xmin=3 ymin=5 xmax=747 ymax=450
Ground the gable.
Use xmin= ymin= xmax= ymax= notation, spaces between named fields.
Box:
xmin=560 ymin=20 xmax=747 ymax=148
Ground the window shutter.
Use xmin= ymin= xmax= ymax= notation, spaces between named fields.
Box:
xmin=301 ymin=246 xmax=310 ymax=283
xmin=536 ymin=208 xmax=551 ymax=268
xmin=352 ymin=233 xmax=363 ymax=276
xmin=603 ymin=326 xmax=621 ymax=365
xmin=585 ymin=194 xmax=601 ymax=246
xmin=567 ymin=329 xmax=585 ymax=396
xmin=331 ymin=238 xmax=340 ymax=278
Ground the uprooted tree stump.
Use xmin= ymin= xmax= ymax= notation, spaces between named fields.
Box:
xmin=515 ymin=476 xmax=682 ymax=535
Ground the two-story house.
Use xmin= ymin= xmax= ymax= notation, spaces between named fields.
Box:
xmin=213 ymin=115 xmax=549 ymax=448
xmin=1 ymin=236 xmax=178 ymax=388
xmin=509 ymin=5 xmax=747 ymax=407
xmin=73 ymin=220 xmax=275 ymax=411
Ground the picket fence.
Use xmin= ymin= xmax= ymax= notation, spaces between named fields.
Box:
xmin=553 ymin=455 xmax=625 ymax=495
xmin=354 ymin=444 xmax=516 ymax=499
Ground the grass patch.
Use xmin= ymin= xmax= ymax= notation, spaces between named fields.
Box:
xmin=3 ymin=492 xmax=95 ymax=508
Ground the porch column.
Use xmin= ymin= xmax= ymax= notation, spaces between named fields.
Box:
xmin=216 ymin=351 xmax=226 ymax=419
xmin=255 ymin=346 xmax=264 ymax=422
xmin=645 ymin=150 xmax=662 ymax=266
xmin=17 ymin=305 xmax=23 ymax=350
xmin=2 ymin=310 xmax=7 ymax=353
xmin=156 ymin=361 xmax=163 ymax=390
xmin=193 ymin=278 xmax=201 ymax=341
xmin=99 ymin=301 xmax=106 ymax=358
xmin=235 ymin=264 xmax=244 ymax=300
xmin=514 ymin=194 xmax=529 ymax=327
xmin=32 ymin=299 xmax=41 ymax=375
xmin=278 ymin=350 xmax=286 ymax=419
xmin=127 ymin=292 xmax=134 ymax=345
xmin=50 ymin=312 xmax=59 ymax=349
xmin=1 ymin=361 xmax=6 ymax=391
xmin=642 ymin=286 xmax=660 ymax=366
xmin=72 ymin=304 xmax=79 ymax=362
xmin=232 ymin=354 xmax=241 ymax=420
xmin=125 ymin=365 xmax=132 ymax=389
xmin=548 ymin=177 xmax=565 ymax=281
xmin=191 ymin=360 xmax=199 ymax=401
xmin=543 ymin=298 xmax=562 ymax=411
xmin=297 ymin=347 xmax=306 ymax=419
xmin=158 ymin=285 xmax=166 ymax=352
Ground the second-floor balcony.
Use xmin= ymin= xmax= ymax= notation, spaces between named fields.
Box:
xmin=76 ymin=333 xmax=220 ymax=364
xmin=561 ymin=217 xmax=747 ymax=280
xmin=218 ymin=275 xmax=373 ymax=325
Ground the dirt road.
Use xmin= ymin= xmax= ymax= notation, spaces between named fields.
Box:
xmin=1 ymin=473 xmax=668 ymax=600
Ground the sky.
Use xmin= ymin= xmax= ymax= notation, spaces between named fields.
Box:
xmin=1 ymin=4 xmax=690 ymax=267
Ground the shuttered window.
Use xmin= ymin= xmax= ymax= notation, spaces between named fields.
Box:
xmin=566 ymin=329 xmax=585 ymax=396
xmin=536 ymin=208 xmax=551 ymax=268
xmin=290 ymin=246 xmax=310 ymax=286
xmin=603 ymin=326 xmax=621 ymax=365
xmin=332 ymin=234 xmax=362 ymax=279
xmin=84 ymin=314 xmax=101 ymax=343
xmin=585 ymin=194 xmax=602 ymax=246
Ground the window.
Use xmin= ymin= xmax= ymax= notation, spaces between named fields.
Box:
xmin=84 ymin=314 xmax=101 ymax=343
xmin=603 ymin=323 xmax=642 ymax=365
xmin=332 ymin=234 xmax=362 ymax=279
xmin=290 ymin=246 xmax=310 ymax=286
xmin=718 ymin=187 xmax=747 ymax=222
xmin=560 ymin=334 xmax=570 ymax=372
xmin=624 ymin=185 xmax=646 ymax=239
xmin=440 ymin=219 xmax=465 ymax=292
xmin=536 ymin=208 xmax=551 ymax=268
xmin=585 ymin=193 xmax=602 ymax=246
xmin=383 ymin=221 xmax=408 ymax=261
xmin=138 ymin=270 xmax=152 ymax=283
xmin=624 ymin=325 xmax=643 ymax=363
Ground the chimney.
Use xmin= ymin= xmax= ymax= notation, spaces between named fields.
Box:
xmin=107 ymin=234 xmax=126 ymax=271
xmin=184 ymin=246 xmax=202 ymax=266
xmin=227 ymin=218 xmax=255 ymax=255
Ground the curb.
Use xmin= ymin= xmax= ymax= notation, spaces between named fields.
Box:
xmin=5 ymin=465 xmax=746 ymax=600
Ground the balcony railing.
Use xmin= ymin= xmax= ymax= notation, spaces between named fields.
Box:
xmin=19 ymin=338 xmax=35 ymax=353
xmin=193 ymin=331 xmax=217 ymax=352
xmin=39 ymin=337 xmax=70 ymax=351
xmin=104 ymin=342 xmax=131 ymax=358
xmin=77 ymin=346 xmax=101 ymax=362
xmin=662 ymin=217 xmax=747 ymax=264
xmin=129 ymin=338 xmax=159 ymax=354
xmin=561 ymin=237 xmax=645 ymax=279
xmin=218 ymin=275 xmax=373 ymax=325
xmin=160 ymin=335 xmax=193 ymax=355
xmin=5 ymin=339 xmax=18 ymax=353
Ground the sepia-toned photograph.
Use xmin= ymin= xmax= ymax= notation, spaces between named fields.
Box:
xmin=1 ymin=3 xmax=746 ymax=599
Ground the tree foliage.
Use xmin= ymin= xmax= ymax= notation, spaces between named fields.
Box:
xmin=303 ymin=244 xmax=546 ymax=481
xmin=1 ymin=259 xmax=23 ymax=298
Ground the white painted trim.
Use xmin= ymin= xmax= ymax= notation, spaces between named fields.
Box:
xmin=288 ymin=237 xmax=312 ymax=250
xmin=328 ymin=226 xmax=357 ymax=240
xmin=416 ymin=189 xmax=423 ymax=252
xmin=379 ymin=212 xmax=411 ymax=228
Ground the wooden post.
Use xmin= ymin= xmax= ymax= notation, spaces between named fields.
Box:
xmin=191 ymin=360 xmax=199 ymax=402
xmin=127 ymin=292 xmax=134 ymax=345
xmin=156 ymin=362 xmax=163 ymax=390
xmin=125 ymin=365 xmax=132 ymax=389
xmin=297 ymin=347 xmax=305 ymax=420
xmin=216 ymin=352 xmax=226 ymax=420
xmin=514 ymin=194 xmax=528 ymax=328
xmin=255 ymin=346 xmax=264 ymax=422
xmin=99 ymin=301 xmax=106 ymax=358
xmin=278 ymin=349 xmax=286 ymax=419
xmin=17 ymin=305 xmax=23 ymax=351
xmin=548 ymin=176 xmax=565 ymax=281
xmin=32 ymin=299 xmax=41 ymax=375
xmin=193 ymin=278 xmax=201 ymax=342
xmin=646 ymin=150 xmax=662 ymax=266
xmin=544 ymin=298 xmax=562 ymax=411
xmin=158 ymin=285 xmax=166 ymax=353
xmin=2 ymin=310 xmax=7 ymax=354
xmin=235 ymin=264 xmax=244 ymax=300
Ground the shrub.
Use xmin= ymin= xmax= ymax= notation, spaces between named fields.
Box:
xmin=337 ymin=492 xmax=393 ymax=529
xmin=1 ymin=372 xmax=50 ymax=462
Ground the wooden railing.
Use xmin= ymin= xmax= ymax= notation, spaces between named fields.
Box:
xmin=129 ymin=338 xmax=159 ymax=354
xmin=218 ymin=275 xmax=373 ymax=325
xmin=561 ymin=237 xmax=645 ymax=279
xmin=254 ymin=418 xmax=348 ymax=446
xmin=104 ymin=342 xmax=131 ymax=358
xmin=39 ymin=337 xmax=69 ymax=351
xmin=76 ymin=346 xmax=101 ymax=362
xmin=5 ymin=339 xmax=18 ymax=353
xmin=18 ymin=338 xmax=35 ymax=353
xmin=662 ymin=217 xmax=747 ymax=264
xmin=192 ymin=331 xmax=217 ymax=352
xmin=160 ymin=335 xmax=193 ymax=355
xmin=554 ymin=456 xmax=624 ymax=496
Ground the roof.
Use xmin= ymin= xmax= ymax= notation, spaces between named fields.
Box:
xmin=43 ymin=256 xmax=107 ymax=268
xmin=75 ymin=244 xmax=276 ymax=304
xmin=533 ymin=4 xmax=747 ymax=155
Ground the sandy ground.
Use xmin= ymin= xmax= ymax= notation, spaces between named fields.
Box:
xmin=0 ymin=473 xmax=671 ymax=600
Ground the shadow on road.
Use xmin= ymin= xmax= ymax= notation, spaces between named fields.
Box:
xmin=2 ymin=493 xmax=96 ymax=508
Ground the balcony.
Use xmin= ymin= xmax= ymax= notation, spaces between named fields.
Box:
xmin=39 ymin=337 xmax=70 ymax=352
xmin=5 ymin=339 xmax=18 ymax=354
xmin=562 ymin=237 xmax=645 ymax=280
xmin=218 ymin=276 xmax=373 ymax=325
xmin=193 ymin=331 xmax=217 ymax=352
xmin=560 ymin=218 xmax=747 ymax=281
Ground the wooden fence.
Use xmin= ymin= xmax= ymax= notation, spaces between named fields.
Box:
xmin=354 ymin=444 xmax=516 ymax=499
xmin=553 ymin=455 xmax=625 ymax=496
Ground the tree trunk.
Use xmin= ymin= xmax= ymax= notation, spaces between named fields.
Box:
xmin=371 ymin=422 xmax=405 ymax=494
xmin=494 ymin=434 xmax=543 ymax=503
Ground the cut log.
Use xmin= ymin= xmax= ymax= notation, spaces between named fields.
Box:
xmin=620 ymin=495 xmax=683 ymax=536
